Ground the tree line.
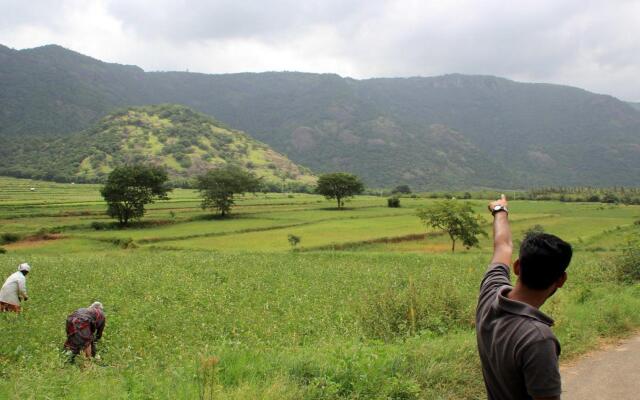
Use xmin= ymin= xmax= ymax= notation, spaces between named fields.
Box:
xmin=100 ymin=165 xmax=365 ymax=225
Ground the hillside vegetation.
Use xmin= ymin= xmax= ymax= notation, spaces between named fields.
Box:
xmin=1 ymin=44 xmax=640 ymax=188
xmin=0 ymin=104 xmax=316 ymax=188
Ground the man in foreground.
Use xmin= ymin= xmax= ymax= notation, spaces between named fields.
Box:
xmin=0 ymin=263 xmax=31 ymax=312
xmin=476 ymin=195 xmax=572 ymax=400
xmin=64 ymin=302 xmax=106 ymax=362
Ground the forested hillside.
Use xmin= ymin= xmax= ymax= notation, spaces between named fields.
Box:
xmin=0 ymin=104 xmax=316 ymax=188
xmin=2 ymin=44 xmax=640 ymax=188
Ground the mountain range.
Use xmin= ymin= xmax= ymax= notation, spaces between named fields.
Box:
xmin=1 ymin=44 xmax=639 ymax=188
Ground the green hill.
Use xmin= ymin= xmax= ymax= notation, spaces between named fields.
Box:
xmin=0 ymin=104 xmax=316 ymax=189
xmin=1 ymin=44 xmax=640 ymax=188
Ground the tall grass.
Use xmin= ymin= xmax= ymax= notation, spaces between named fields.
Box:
xmin=1 ymin=251 xmax=638 ymax=399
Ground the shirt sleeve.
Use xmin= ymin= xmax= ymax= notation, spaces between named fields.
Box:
xmin=17 ymin=276 xmax=28 ymax=299
xmin=521 ymin=338 xmax=562 ymax=398
xmin=479 ymin=263 xmax=510 ymax=301
xmin=96 ymin=318 xmax=105 ymax=340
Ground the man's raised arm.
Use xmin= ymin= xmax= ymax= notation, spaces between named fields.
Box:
xmin=489 ymin=194 xmax=512 ymax=266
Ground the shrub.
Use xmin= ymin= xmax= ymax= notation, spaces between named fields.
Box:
xmin=391 ymin=185 xmax=411 ymax=194
xmin=587 ymin=195 xmax=601 ymax=202
xmin=387 ymin=197 xmax=401 ymax=208
xmin=288 ymin=234 xmax=301 ymax=250
xmin=110 ymin=237 xmax=136 ymax=249
xmin=31 ymin=228 xmax=58 ymax=240
xmin=91 ymin=221 xmax=112 ymax=231
xmin=617 ymin=236 xmax=640 ymax=283
xmin=602 ymin=192 xmax=619 ymax=204
xmin=0 ymin=232 xmax=21 ymax=245
xmin=0 ymin=247 xmax=7 ymax=254
xmin=358 ymin=277 xmax=472 ymax=340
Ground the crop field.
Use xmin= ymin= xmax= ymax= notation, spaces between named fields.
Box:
xmin=1 ymin=176 xmax=639 ymax=399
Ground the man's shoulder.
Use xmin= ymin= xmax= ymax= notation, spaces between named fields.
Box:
xmin=478 ymin=263 xmax=511 ymax=303
xmin=482 ymin=263 xmax=510 ymax=284
xmin=515 ymin=317 xmax=560 ymax=353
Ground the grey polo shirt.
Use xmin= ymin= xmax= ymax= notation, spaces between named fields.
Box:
xmin=476 ymin=263 xmax=561 ymax=400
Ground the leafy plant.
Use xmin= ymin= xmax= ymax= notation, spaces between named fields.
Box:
xmin=617 ymin=234 xmax=640 ymax=283
xmin=100 ymin=165 xmax=171 ymax=225
xmin=416 ymin=199 xmax=487 ymax=252
xmin=196 ymin=166 xmax=261 ymax=217
xmin=387 ymin=197 xmax=401 ymax=208
xmin=0 ymin=232 xmax=21 ymax=244
xmin=288 ymin=234 xmax=301 ymax=250
xmin=315 ymin=173 xmax=364 ymax=209
xmin=391 ymin=185 xmax=411 ymax=194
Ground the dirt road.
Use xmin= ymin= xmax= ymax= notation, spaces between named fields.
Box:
xmin=562 ymin=335 xmax=640 ymax=399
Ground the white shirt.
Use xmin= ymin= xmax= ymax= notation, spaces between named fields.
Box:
xmin=0 ymin=271 xmax=28 ymax=306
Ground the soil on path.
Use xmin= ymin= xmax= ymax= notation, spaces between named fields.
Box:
xmin=561 ymin=334 xmax=640 ymax=400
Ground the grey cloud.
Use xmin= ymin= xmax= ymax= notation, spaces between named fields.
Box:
xmin=2 ymin=0 xmax=640 ymax=100
xmin=106 ymin=0 xmax=379 ymax=41
xmin=0 ymin=0 xmax=73 ymax=32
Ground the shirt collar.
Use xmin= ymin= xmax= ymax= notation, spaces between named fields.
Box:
xmin=495 ymin=285 xmax=555 ymax=326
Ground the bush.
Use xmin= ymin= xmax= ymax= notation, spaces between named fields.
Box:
xmin=358 ymin=277 xmax=472 ymax=340
xmin=32 ymin=228 xmax=58 ymax=240
xmin=617 ymin=236 xmax=640 ymax=283
xmin=387 ymin=197 xmax=401 ymax=208
xmin=0 ymin=232 xmax=21 ymax=245
xmin=602 ymin=192 xmax=619 ymax=204
xmin=391 ymin=185 xmax=411 ymax=194
xmin=0 ymin=247 xmax=7 ymax=254
xmin=91 ymin=221 xmax=113 ymax=231
xmin=110 ymin=237 xmax=137 ymax=249
xmin=288 ymin=234 xmax=301 ymax=250
xmin=587 ymin=195 xmax=601 ymax=202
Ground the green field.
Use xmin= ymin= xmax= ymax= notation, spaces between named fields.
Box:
xmin=1 ymin=176 xmax=639 ymax=399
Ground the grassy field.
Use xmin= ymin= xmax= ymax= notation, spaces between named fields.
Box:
xmin=1 ymin=176 xmax=639 ymax=399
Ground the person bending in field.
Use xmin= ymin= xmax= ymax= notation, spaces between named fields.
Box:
xmin=476 ymin=195 xmax=572 ymax=400
xmin=64 ymin=302 xmax=106 ymax=361
xmin=0 ymin=263 xmax=31 ymax=312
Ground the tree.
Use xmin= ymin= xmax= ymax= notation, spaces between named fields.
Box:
xmin=416 ymin=199 xmax=487 ymax=252
xmin=196 ymin=166 xmax=261 ymax=217
xmin=392 ymin=185 xmax=411 ymax=194
xmin=315 ymin=172 xmax=364 ymax=209
xmin=100 ymin=165 xmax=171 ymax=225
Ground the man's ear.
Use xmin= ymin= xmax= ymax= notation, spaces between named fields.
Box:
xmin=556 ymin=271 xmax=567 ymax=288
xmin=513 ymin=259 xmax=521 ymax=276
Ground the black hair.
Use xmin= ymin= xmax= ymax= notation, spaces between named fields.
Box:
xmin=519 ymin=233 xmax=572 ymax=290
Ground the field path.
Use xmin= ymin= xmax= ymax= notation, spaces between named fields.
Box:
xmin=562 ymin=334 xmax=640 ymax=399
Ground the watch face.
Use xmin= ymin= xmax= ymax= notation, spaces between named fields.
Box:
xmin=493 ymin=205 xmax=501 ymax=211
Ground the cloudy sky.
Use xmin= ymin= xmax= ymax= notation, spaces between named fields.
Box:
xmin=2 ymin=0 xmax=640 ymax=101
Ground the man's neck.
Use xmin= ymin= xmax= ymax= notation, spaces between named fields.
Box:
xmin=507 ymin=282 xmax=550 ymax=309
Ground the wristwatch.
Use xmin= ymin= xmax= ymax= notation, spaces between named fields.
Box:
xmin=491 ymin=204 xmax=508 ymax=216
